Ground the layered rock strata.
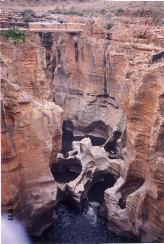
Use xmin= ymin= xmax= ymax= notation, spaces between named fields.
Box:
xmin=46 ymin=19 xmax=164 ymax=242
xmin=104 ymin=63 xmax=164 ymax=242
xmin=1 ymin=37 xmax=63 ymax=235
xmin=1 ymin=12 xmax=164 ymax=242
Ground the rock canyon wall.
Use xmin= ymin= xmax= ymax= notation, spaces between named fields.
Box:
xmin=1 ymin=11 xmax=164 ymax=242
xmin=1 ymin=34 xmax=63 ymax=235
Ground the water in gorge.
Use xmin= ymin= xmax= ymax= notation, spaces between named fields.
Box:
xmin=32 ymin=128 xmax=139 ymax=244
xmin=32 ymin=201 xmax=138 ymax=244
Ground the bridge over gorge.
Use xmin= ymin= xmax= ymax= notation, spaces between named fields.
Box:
xmin=1 ymin=21 xmax=163 ymax=65
xmin=0 ymin=22 xmax=86 ymax=33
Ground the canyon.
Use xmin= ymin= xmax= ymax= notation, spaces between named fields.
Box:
xmin=1 ymin=6 xmax=164 ymax=243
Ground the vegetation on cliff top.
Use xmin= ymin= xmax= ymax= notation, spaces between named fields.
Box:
xmin=23 ymin=9 xmax=35 ymax=22
xmin=0 ymin=27 xmax=27 ymax=43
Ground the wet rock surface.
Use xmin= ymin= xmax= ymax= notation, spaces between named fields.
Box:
xmin=32 ymin=201 xmax=138 ymax=244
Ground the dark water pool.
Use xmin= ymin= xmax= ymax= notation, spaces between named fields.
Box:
xmin=32 ymin=202 xmax=138 ymax=244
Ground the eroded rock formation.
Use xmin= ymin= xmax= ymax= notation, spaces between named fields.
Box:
xmin=1 ymin=37 xmax=63 ymax=235
xmin=1 ymin=10 xmax=164 ymax=242
xmin=104 ymin=64 xmax=164 ymax=242
xmin=47 ymin=19 xmax=164 ymax=242
xmin=51 ymin=138 xmax=124 ymax=204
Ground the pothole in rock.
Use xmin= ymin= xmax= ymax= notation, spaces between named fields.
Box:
xmin=86 ymin=172 xmax=117 ymax=204
xmin=84 ymin=121 xmax=109 ymax=140
xmin=51 ymin=158 xmax=82 ymax=183
xmin=61 ymin=128 xmax=73 ymax=157
xmin=61 ymin=119 xmax=108 ymax=157
xmin=60 ymin=120 xmax=74 ymax=157
xmin=118 ymin=175 xmax=145 ymax=209
xmin=74 ymin=135 xmax=106 ymax=146
xmin=104 ymin=141 xmax=117 ymax=156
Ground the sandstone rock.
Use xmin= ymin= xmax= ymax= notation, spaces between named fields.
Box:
xmin=1 ymin=81 xmax=63 ymax=235
xmin=49 ymin=19 xmax=164 ymax=242
xmin=1 ymin=13 xmax=164 ymax=242
xmin=0 ymin=10 xmax=23 ymax=22
xmin=42 ymin=27 xmax=127 ymax=143
xmin=104 ymin=54 xmax=164 ymax=242
xmin=51 ymin=138 xmax=125 ymax=206
xmin=0 ymin=33 xmax=51 ymax=100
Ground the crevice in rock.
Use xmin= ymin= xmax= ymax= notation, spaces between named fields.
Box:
xmin=105 ymin=142 xmax=122 ymax=159
xmin=86 ymin=172 xmax=117 ymax=204
xmin=61 ymin=120 xmax=74 ymax=157
xmin=71 ymin=33 xmax=79 ymax=63
xmin=103 ymin=130 xmax=123 ymax=159
xmin=155 ymin=123 xmax=164 ymax=153
xmin=61 ymin=120 xmax=108 ymax=156
xmin=84 ymin=120 xmax=108 ymax=139
xmin=103 ymin=56 xmax=109 ymax=96
xmin=51 ymin=158 xmax=82 ymax=183
xmin=121 ymin=128 xmax=128 ymax=148
xmin=118 ymin=175 xmax=145 ymax=209
xmin=57 ymin=49 xmax=61 ymax=64
xmin=159 ymin=93 xmax=164 ymax=116
xmin=39 ymin=32 xmax=53 ymax=49
xmin=74 ymin=41 xmax=79 ymax=62
xmin=39 ymin=32 xmax=53 ymax=68
xmin=61 ymin=129 xmax=73 ymax=157
xmin=39 ymin=32 xmax=57 ymax=83
xmin=1 ymin=100 xmax=7 ymax=132
xmin=74 ymin=41 xmax=78 ymax=62
xmin=72 ymin=120 xmax=108 ymax=142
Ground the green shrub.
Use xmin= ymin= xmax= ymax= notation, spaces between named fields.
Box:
xmin=23 ymin=9 xmax=34 ymax=22
xmin=152 ymin=10 xmax=163 ymax=25
xmin=0 ymin=27 xmax=27 ymax=43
